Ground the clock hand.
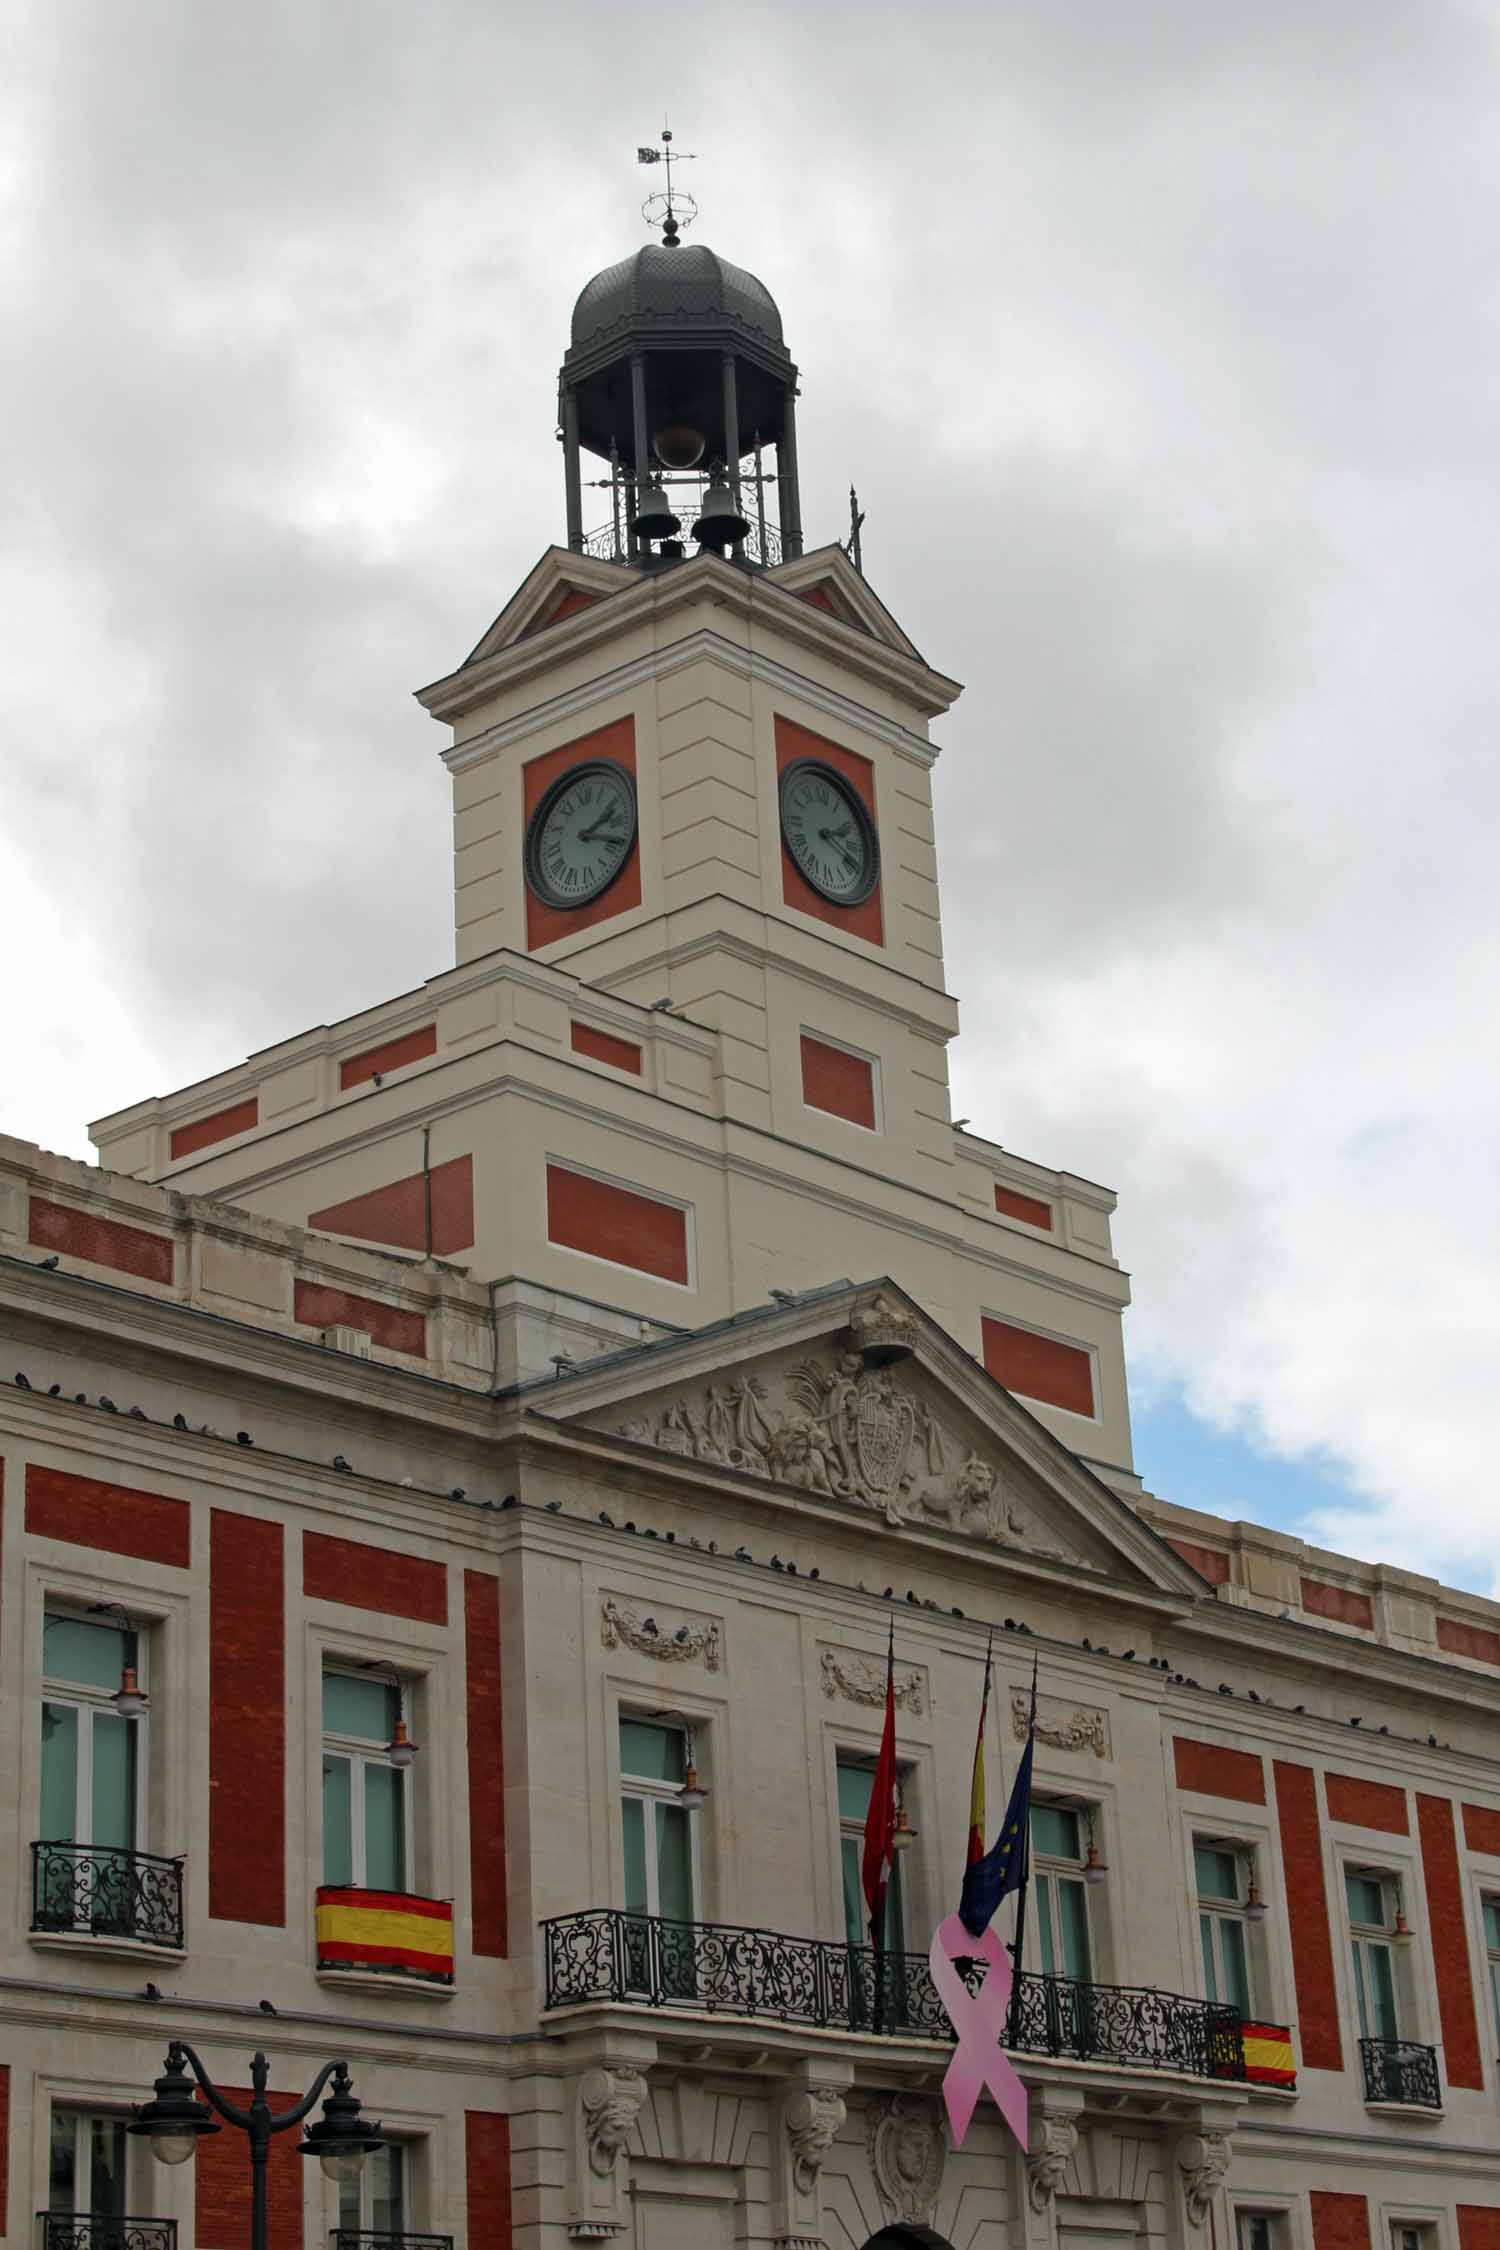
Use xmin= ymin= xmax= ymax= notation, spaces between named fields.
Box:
xmin=819 ymin=828 xmax=860 ymax=872
xmin=578 ymin=815 xmax=624 ymax=843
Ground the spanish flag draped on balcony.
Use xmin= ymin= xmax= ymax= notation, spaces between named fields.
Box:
xmin=315 ymin=1886 xmax=455 ymax=1981
xmin=965 ymin=1629 xmax=994 ymax=1870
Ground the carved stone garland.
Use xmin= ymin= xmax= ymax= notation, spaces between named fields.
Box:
xmin=601 ymin=1597 xmax=721 ymax=1671
xmin=821 ymin=1648 xmax=925 ymax=1714
xmin=1012 ymin=1692 xmax=1110 ymax=1757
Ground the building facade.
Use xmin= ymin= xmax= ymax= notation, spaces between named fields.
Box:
xmin=4 ymin=221 xmax=1500 ymax=2250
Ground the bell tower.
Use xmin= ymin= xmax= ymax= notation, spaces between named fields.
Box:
xmin=558 ymin=154 xmax=803 ymax=568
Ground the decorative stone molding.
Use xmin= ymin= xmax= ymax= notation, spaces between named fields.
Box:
xmin=820 ymin=1646 xmax=925 ymax=1714
xmin=1013 ymin=1692 xmax=1110 ymax=1758
xmin=786 ymin=2087 xmax=847 ymax=2194
xmin=868 ymin=2092 xmax=946 ymax=2225
xmin=600 ymin=1597 xmax=721 ymax=1671
xmin=612 ymin=1352 xmax=1074 ymax=1557
xmin=1176 ymin=2129 xmax=1231 ymax=2226
xmin=568 ymin=2064 xmax=648 ymax=2239
xmin=1026 ymin=2111 xmax=1079 ymax=2212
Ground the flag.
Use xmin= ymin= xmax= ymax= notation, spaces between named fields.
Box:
xmin=966 ymin=1631 xmax=994 ymax=1868
xmin=637 ymin=147 xmax=662 ymax=164
xmin=958 ymin=1657 xmax=1035 ymax=1938
xmin=861 ymin=1621 xmax=899 ymax=1950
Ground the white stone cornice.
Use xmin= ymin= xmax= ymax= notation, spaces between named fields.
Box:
xmin=438 ymin=627 xmax=945 ymax=775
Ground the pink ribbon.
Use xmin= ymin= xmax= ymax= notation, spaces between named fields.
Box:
xmin=927 ymin=1911 xmax=1030 ymax=2149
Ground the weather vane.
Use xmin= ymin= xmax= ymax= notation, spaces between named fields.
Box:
xmin=637 ymin=121 xmax=697 ymax=247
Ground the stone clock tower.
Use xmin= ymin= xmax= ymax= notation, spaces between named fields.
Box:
xmin=92 ymin=226 xmax=1137 ymax=1492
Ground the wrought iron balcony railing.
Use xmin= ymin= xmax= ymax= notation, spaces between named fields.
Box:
xmin=39 ymin=2215 xmax=176 ymax=2250
xmin=1360 ymin=2035 xmax=1441 ymax=2108
xmin=331 ymin=2235 xmax=453 ymax=2250
xmin=31 ymin=1842 xmax=185 ymax=1950
xmin=541 ymin=1908 xmax=1250 ymax=2082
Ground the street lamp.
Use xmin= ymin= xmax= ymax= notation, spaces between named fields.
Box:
xmin=131 ymin=2043 xmax=382 ymax=2250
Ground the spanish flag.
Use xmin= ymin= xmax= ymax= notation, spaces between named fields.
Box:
xmin=1241 ymin=2021 xmax=1296 ymax=2088
xmin=315 ymin=1887 xmax=454 ymax=1981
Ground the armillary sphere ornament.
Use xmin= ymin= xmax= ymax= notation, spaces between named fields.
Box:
xmin=637 ymin=121 xmax=698 ymax=244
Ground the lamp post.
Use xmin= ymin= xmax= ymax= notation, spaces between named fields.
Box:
xmin=130 ymin=2042 xmax=382 ymax=2250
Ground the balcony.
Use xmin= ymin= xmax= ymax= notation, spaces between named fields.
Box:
xmin=31 ymin=1844 xmax=184 ymax=1952
xmin=542 ymin=1908 xmax=1259 ymax=2083
xmin=331 ymin=2236 xmax=453 ymax=2250
xmin=39 ymin=2217 xmax=176 ymax=2250
xmin=1360 ymin=2036 xmax=1441 ymax=2109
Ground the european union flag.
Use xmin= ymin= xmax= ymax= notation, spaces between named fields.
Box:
xmin=957 ymin=1733 xmax=1033 ymax=1938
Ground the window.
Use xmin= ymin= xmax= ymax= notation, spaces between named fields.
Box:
xmin=1484 ymin=1896 xmax=1500 ymax=2051
xmin=323 ymin=1671 xmax=409 ymax=1891
xmin=838 ymin=1761 xmax=905 ymax=1955
xmin=1236 ymin=2215 xmax=1282 ymax=2250
xmin=620 ymin=1718 xmax=695 ymax=1924
xmin=49 ymin=2109 xmax=131 ymax=2229
xmin=339 ymin=2140 xmax=405 ymax=2244
xmin=1196 ymin=1843 xmax=1252 ymax=2015
xmin=1031 ymin=1805 xmax=1092 ymax=1981
xmin=1346 ymin=1869 xmax=1400 ymax=2043
xmin=1391 ymin=2227 xmax=1433 ymax=2250
xmin=41 ymin=1613 xmax=144 ymax=1857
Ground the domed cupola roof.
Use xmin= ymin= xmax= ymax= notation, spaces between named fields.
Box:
xmin=569 ymin=242 xmax=786 ymax=357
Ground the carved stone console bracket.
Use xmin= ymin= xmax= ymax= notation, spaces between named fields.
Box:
xmin=1176 ymin=2128 xmax=1232 ymax=2228
xmin=1026 ymin=2111 xmax=1080 ymax=2213
xmin=568 ymin=2063 xmax=649 ymax=2241
xmin=770 ymin=2063 xmax=853 ymax=2250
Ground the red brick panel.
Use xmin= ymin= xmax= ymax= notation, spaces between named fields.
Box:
xmin=1300 ymin=1576 xmax=1374 ymax=1629
xmin=0 ymin=2062 xmax=9 ymax=2242
xmin=1166 ymin=1536 xmax=1231 ymax=1585
xmin=1174 ymin=1737 xmax=1267 ymax=1805
xmin=1325 ymin=1773 xmax=1409 ymax=1834
xmin=994 ymin=1184 xmax=1053 ymax=1230
xmin=28 ymin=1196 xmax=174 ymax=1285
xmin=1438 ymin=1616 xmax=1500 ymax=1665
xmin=545 ymin=1163 xmax=689 ymax=1286
xmin=303 ymin=1530 xmax=448 ymax=1625
xmin=524 ymin=716 xmax=641 ymax=950
xmin=774 ymin=715 xmax=884 ymax=946
xmin=525 ymin=586 xmax=601 ymax=637
xmin=339 ymin=1023 xmax=438 ymax=1091
xmin=307 ymin=1154 xmax=474 ymax=1257
xmin=1458 ymin=2211 xmax=1500 ymax=2250
xmin=292 ymin=1281 xmax=427 ymax=1358
xmin=209 ymin=1511 xmax=284 ymax=1926
xmin=800 ymin=1034 xmax=877 ymax=1129
xmin=1311 ymin=2194 xmax=1371 ymax=2250
xmin=798 ymin=584 xmax=841 ymax=615
xmin=1417 ymin=1792 xmax=1484 ymax=2088
xmin=570 ymin=1021 xmax=643 ymax=1074
xmin=196 ymin=2086 xmax=301 ymax=2250
xmin=981 ymin=1316 xmax=1094 ymax=1418
xmin=1464 ymin=1803 xmax=1500 ymax=1856
xmin=465 ymin=2111 xmax=513 ymax=2250
xmin=1273 ymin=1759 xmax=1342 ymax=2070
xmin=25 ymin=1464 xmax=190 ymax=1568
xmin=169 ymin=1098 xmax=259 ymax=1160
xmin=466 ymin=1571 xmax=507 ymax=1957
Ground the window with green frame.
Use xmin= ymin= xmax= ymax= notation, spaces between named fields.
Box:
xmin=1345 ymin=1869 xmax=1400 ymax=2044
xmin=41 ymin=1613 xmax=142 ymax=1857
xmin=322 ymin=1670 xmax=408 ymax=1892
xmin=1030 ymin=1804 xmax=1091 ymax=1980
xmin=620 ymin=1717 xmax=695 ymax=1922
xmin=1484 ymin=1897 xmax=1500 ymax=2053
xmin=1196 ymin=1843 xmax=1252 ymax=2015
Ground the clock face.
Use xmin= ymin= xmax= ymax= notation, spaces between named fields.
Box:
xmin=778 ymin=758 xmax=880 ymax=906
xmin=524 ymin=759 xmax=638 ymax=909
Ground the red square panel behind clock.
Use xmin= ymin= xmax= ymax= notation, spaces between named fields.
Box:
xmin=524 ymin=715 xmax=640 ymax=950
xmin=774 ymin=715 xmax=884 ymax=945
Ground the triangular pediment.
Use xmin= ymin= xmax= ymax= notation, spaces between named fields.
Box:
xmin=766 ymin=544 xmax=928 ymax=664
xmin=459 ymin=546 xmax=641 ymax=669
xmin=531 ymin=1280 xmax=1206 ymax=1602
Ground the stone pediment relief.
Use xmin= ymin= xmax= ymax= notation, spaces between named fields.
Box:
xmin=609 ymin=1303 xmax=1081 ymax=1564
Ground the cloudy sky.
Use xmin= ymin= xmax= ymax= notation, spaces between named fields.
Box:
xmin=5 ymin=3 xmax=1498 ymax=1592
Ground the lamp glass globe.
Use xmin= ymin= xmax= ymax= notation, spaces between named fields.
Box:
xmin=150 ymin=2130 xmax=200 ymax=2167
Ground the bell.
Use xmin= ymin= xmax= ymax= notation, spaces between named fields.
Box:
xmin=634 ymin=479 xmax=681 ymax=540
xmin=691 ymin=466 xmax=750 ymax=551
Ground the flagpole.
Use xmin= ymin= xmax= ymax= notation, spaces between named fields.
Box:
xmin=1005 ymin=1651 xmax=1038 ymax=2047
xmin=872 ymin=1616 xmax=894 ymax=2036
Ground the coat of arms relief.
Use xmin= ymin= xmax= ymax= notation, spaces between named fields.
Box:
xmin=608 ymin=1299 xmax=1072 ymax=1559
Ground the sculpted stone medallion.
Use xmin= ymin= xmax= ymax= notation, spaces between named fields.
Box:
xmin=868 ymin=2093 xmax=945 ymax=2225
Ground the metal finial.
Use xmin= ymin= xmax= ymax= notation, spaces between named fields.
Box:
xmin=637 ymin=119 xmax=698 ymax=246
xmin=846 ymin=486 xmax=867 ymax=576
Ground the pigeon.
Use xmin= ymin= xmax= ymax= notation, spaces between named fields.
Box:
xmin=809 ymin=1569 xmax=820 ymax=1581
xmin=735 ymin=1547 xmax=752 ymax=1562
xmin=499 ymin=1494 xmax=517 ymax=1510
xmin=599 ymin=1511 xmax=615 ymax=1527
xmin=172 ymin=1412 xmax=188 ymax=1430
xmin=622 ymin=1520 xmax=637 ymax=1534
xmin=47 ymin=1383 xmax=60 ymax=1396
xmin=14 ymin=1373 xmax=29 ymax=1389
xmin=129 ymin=1406 xmax=147 ymax=1420
xmin=545 ymin=1500 xmax=562 ymax=1513
xmin=142 ymin=1982 xmax=161 ymax=2001
xmin=99 ymin=1397 xmax=117 ymax=1413
xmin=1349 ymin=1717 xmax=1362 ymax=1728
xmin=450 ymin=1487 xmax=465 ymax=1500
xmin=663 ymin=1531 xmax=675 ymax=1543
xmin=332 ymin=1455 xmax=351 ymax=1472
xmin=770 ymin=1556 xmax=785 ymax=1572
xmin=1122 ymin=1650 xmax=1135 ymax=1661
xmin=258 ymin=1998 xmax=277 ymax=2015
xmin=950 ymin=1605 xmax=963 ymax=1617
xmin=37 ymin=1255 xmax=59 ymax=1270
xmin=236 ymin=1431 xmax=253 ymax=1447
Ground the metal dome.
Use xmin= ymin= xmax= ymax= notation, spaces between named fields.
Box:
xmin=570 ymin=243 xmax=784 ymax=351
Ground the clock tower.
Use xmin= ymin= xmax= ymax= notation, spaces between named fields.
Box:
xmin=91 ymin=214 xmax=1138 ymax=1493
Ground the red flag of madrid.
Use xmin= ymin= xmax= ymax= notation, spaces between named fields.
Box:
xmin=861 ymin=1622 xmax=899 ymax=1949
